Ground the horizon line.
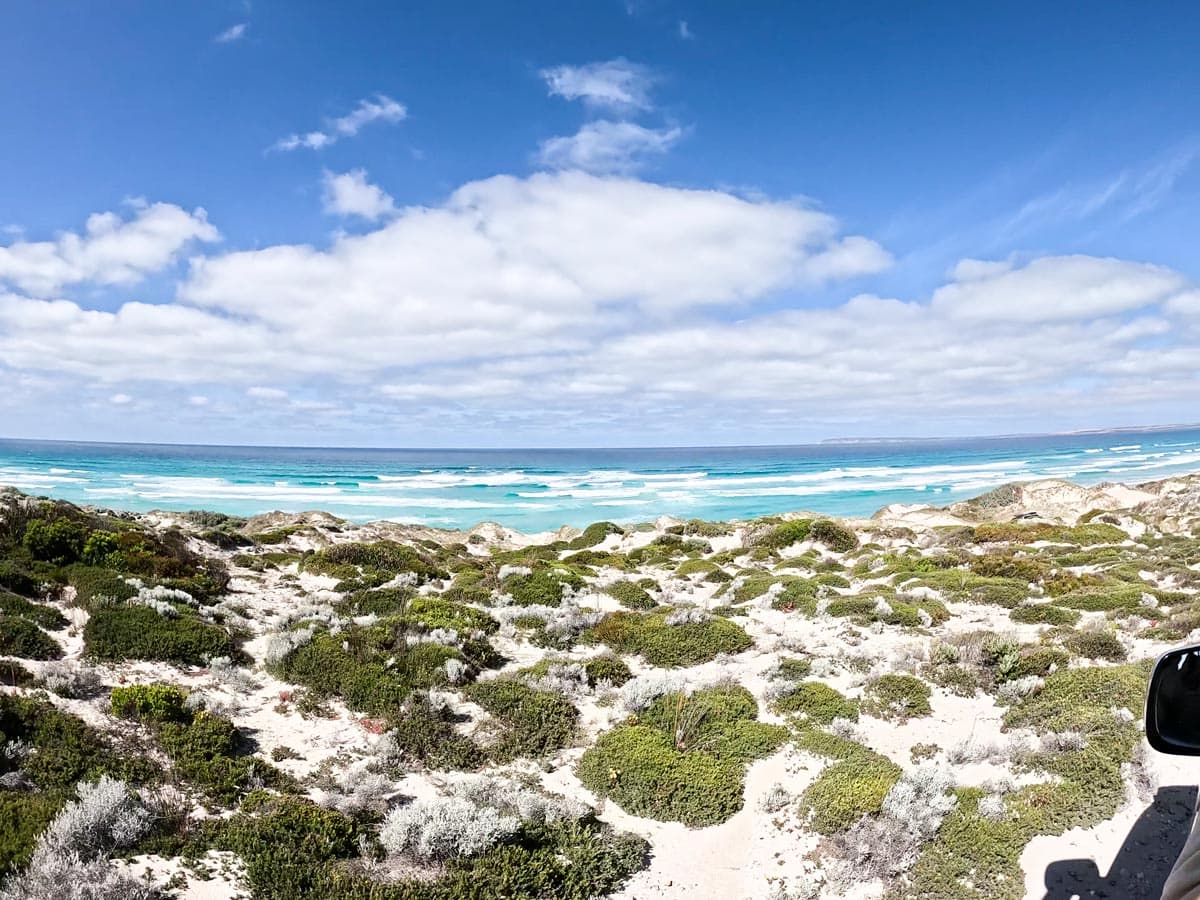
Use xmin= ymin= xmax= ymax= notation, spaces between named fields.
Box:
xmin=1 ymin=420 xmax=1199 ymax=454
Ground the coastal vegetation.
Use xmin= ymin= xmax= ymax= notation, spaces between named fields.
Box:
xmin=0 ymin=475 xmax=1197 ymax=897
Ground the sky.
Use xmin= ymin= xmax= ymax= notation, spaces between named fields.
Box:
xmin=1 ymin=0 xmax=1199 ymax=448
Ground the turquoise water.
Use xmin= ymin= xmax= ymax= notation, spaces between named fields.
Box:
xmin=1 ymin=430 xmax=1199 ymax=532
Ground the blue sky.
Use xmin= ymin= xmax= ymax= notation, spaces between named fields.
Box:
xmin=1 ymin=1 xmax=1199 ymax=447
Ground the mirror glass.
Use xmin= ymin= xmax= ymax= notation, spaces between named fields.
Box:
xmin=1150 ymin=646 xmax=1200 ymax=754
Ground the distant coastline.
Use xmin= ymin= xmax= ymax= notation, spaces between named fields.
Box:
xmin=2 ymin=426 xmax=1200 ymax=532
xmin=819 ymin=422 xmax=1200 ymax=445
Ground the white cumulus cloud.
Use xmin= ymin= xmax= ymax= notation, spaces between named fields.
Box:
xmin=0 ymin=202 xmax=218 ymax=296
xmin=322 ymin=169 xmax=396 ymax=221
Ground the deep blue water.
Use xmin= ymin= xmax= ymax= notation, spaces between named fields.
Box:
xmin=1 ymin=430 xmax=1199 ymax=532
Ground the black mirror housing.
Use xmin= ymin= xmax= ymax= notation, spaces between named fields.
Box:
xmin=1147 ymin=644 xmax=1200 ymax=755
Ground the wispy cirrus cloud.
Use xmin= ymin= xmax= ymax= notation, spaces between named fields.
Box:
xmin=537 ymin=121 xmax=683 ymax=174
xmin=540 ymin=59 xmax=655 ymax=111
xmin=272 ymin=94 xmax=407 ymax=152
xmin=1002 ymin=140 xmax=1200 ymax=240
xmin=214 ymin=23 xmax=247 ymax=43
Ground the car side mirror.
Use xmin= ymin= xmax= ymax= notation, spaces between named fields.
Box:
xmin=1147 ymin=644 xmax=1200 ymax=755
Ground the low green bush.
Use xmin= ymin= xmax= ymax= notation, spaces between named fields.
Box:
xmin=754 ymin=519 xmax=812 ymax=550
xmin=65 ymin=565 xmax=137 ymax=608
xmin=0 ymin=591 xmax=67 ymax=629
xmin=578 ymin=726 xmax=743 ymax=827
xmin=800 ymin=751 xmax=902 ymax=833
xmin=303 ymin=541 xmax=447 ymax=583
xmin=0 ymin=558 xmax=40 ymax=597
xmin=773 ymin=681 xmax=858 ymax=724
xmin=214 ymin=795 xmax=648 ymax=900
xmin=382 ymin=697 xmax=483 ymax=771
xmin=466 ymin=679 xmax=578 ymax=761
xmin=0 ymin=694 xmax=158 ymax=792
xmin=0 ymin=614 xmax=63 ymax=660
xmin=84 ymin=605 xmax=235 ymax=665
xmin=404 ymin=597 xmax=498 ymax=634
xmin=215 ymin=796 xmax=360 ymax=897
xmin=158 ymin=711 xmax=285 ymax=802
xmin=567 ymin=522 xmax=623 ymax=550
xmin=1063 ymin=628 xmax=1127 ymax=662
xmin=0 ymin=790 xmax=62 ymax=873
xmin=578 ymin=685 xmax=785 ymax=827
xmin=809 ymin=519 xmax=858 ymax=553
xmin=0 ymin=660 xmax=34 ymax=686
xmin=586 ymin=611 xmax=752 ymax=667
xmin=337 ymin=586 xmax=413 ymax=617
xmin=109 ymin=683 xmax=284 ymax=803
xmin=584 ymin=654 xmax=633 ymax=687
xmin=276 ymin=630 xmax=460 ymax=719
xmin=861 ymin=674 xmax=932 ymax=721
xmin=111 ymin=683 xmax=190 ymax=723
xmin=503 ymin=568 xmax=584 ymax=606
xmin=1010 ymin=603 xmax=1080 ymax=626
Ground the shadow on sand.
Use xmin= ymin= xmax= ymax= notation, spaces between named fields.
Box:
xmin=1042 ymin=785 xmax=1197 ymax=899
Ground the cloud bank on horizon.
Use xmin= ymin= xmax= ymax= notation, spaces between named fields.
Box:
xmin=1 ymin=3 xmax=1199 ymax=447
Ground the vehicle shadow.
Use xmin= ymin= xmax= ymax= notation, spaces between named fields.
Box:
xmin=1042 ymin=785 xmax=1198 ymax=899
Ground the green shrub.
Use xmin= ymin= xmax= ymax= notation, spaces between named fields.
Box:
xmin=0 ymin=694 xmax=157 ymax=792
xmin=776 ymin=657 xmax=812 ymax=680
xmin=215 ymin=796 xmax=360 ymax=897
xmin=0 ymin=790 xmax=62 ymax=873
xmin=215 ymin=796 xmax=647 ymax=900
xmin=969 ymin=553 xmax=1048 ymax=582
xmin=503 ymin=569 xmax=584 ymax=607
xmin=1008 ymin=646 xmax=1070 ymax=680
xmin=584 ymin=654 xmax=632 ymax=687
xmin=1063 ymin=628 xmax=1127 ymax=662
xmin=276 ymin=630 xmax=458 ymax=719
xmin=579 ymin=685 xmax=785 ymax=827
xmin=111 ymin=683 xmax=191 ymax=723
xmin=84 ymin=605 xmax=235 ymax=665
xmin=861 ymin=674 xmax=932 ymax=721
xmin=907 ymin=571 xmax=1031 ymax=608
xmin=754 ymin=519 xmax=812 ymax=550
xmin=0 ymin=591 xmax=66 ymax=629
xmin=568 ymin=522 xmax=623 ymax=550
xmin=383 ymin=697 xmax=483 ymax=771
xmin=404 ymin=597 xmax=498 ymax=634
xmin=809 ymin=519 xmax=858 ymax=553
xmin=773 ymin=681 xmax=858 ymax=724
xmin=586 ymin=611 xmax=752 ymax=667
xmin=0 ymin=660 xmax=34 ymax=686
xmin=1010 ymin=603 xmax=1080 ymax=626
xmin=157 ymin=712 xmax=283 ymax=802
xmin=578 ymin=726 xmax=743 ymax=827
xmin=638 ymin=686 xmax=787 ymax=761
xmin=23 ymin=518 xmax=87 ymax=565
xmin=337 ymin=586 xmax=413 ymax=617
xmin=65 ymin=566 xmax=137 ymax=608
xmin=466 ymin=679 xmax=578 ymax=761
xmin=0 ymin=615 xmax=63 ymax=660
xmin=303 ymin=541 xmax=447 ymax=583
xmin=799 ymin=752 xmax=902 ymax=833
xmin=0 ymin=559 xmax=39 ymax=597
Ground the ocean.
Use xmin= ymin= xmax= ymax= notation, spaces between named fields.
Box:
xmin=1 ymin=429 xmax=1199 ymax=532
